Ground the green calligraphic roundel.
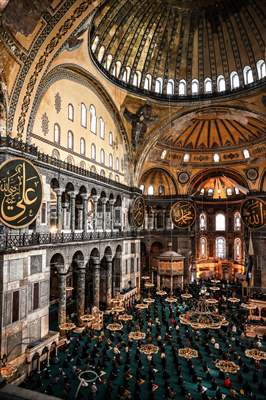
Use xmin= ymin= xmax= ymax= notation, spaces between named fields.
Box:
xmin=0 ymin=158 xmax=43 ymax=229
xmin=130 ymin=196 xmax=145 ymax=228
xmin=170 ymin=200 xmax=196 ymax=228
xmin=241 ymin=198 xmax=266 ymax=230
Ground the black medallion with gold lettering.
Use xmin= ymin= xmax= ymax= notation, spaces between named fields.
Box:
xmin=241 ymin=198 xmax=266 ymax=230
xmin=130 ymin=196 xmax=145 ymax=228
xmin=170 ymin=200 xmax=196 ymax=228
xmin=0 ymin=158 xmax=43 ymax=229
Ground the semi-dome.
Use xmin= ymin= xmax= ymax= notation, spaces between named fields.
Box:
xmin=90 ymin=0 xmax=266 ymax=100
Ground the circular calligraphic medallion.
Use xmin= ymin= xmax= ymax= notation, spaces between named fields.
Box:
xmin=241 ymin=198 xmax=266 ymax=230
xmin=246 ymin=168 xmax=258 ymax=182
xmin=0 ymin=158 xmax=43 ymax=229
xmin=178 ymin=171 xmax=190 ymax=184
xmin=130 ymin=196 xmax=145 ymax=228
xmin=170 ymin=200 xmax=196 ymax=228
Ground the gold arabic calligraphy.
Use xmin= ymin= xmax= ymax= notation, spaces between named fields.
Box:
xmin=0 ymin=159 xmax=42 ymax=228
xmin=132 ymin=197 xmax=145 ymax=228
xmin=171 ymin=201 xmax=195 ymax=228
xmin=241 ymin=198 xmax=266 ymax=229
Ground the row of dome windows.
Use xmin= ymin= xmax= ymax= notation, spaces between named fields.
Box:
xmin=200 ymin=236 xmax=241 ymax=260
xmin=67 ymin=103 xmax=114 ymax=143
xmin=182 ymin=149 xmax=250 ymax=163
xmin=93 ymin=41 xmax=266 ymax=95
xmin=53 ymin=124 xmax=122 ymax=172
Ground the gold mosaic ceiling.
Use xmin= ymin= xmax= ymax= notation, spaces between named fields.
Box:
xmin=160 ymin=115 xmax=266 ymax=150
xmin=90 ymin=0 xmax=266 ymax=98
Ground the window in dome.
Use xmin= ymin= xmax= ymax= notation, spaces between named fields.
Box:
xmin=243 ymin=149 xmax=250 ymax=159
xmin=243 ymin=66 xmax=253 ymax=84
xmin=148 ymin=185 xmax=154 ymax=195
xmin=230 ymin=71 xmax=240 ymax=89
xmin=213 ymin=153 xmax=220 ymax=162
xmin=183 ymin=153 xmax=190 ymax=162
xmin=200 ymin=237 xmax=207 ymax=258
xmin=167 ymin=80 xmax=174 ymax=95
xmin=161 ymin=150 xmax=167 ymax=160
xmin=158 ymin=185 xmax=165 ymax=195
xmin=257 ymin=60 xmax=266 ymax=79
xmin=234 ymin=212 xmax=241 ymax=231
xmin=217 ymin=75 xmax=226 ymax=92
xmin=216 ymin=237 xmax=226 ymax=259
xmin=100 ymin=149 xmax=105 ymax=165
xmin=234 ymin=238 xmax=241 ymax=260
xmin=155 ymin=77 xmax=163 ymax=94
xmin=208 ymin=188 xmax=213 ymax=196
xmin=227 ymin=188 xmax=233 ymax=196
xmin=91 ymin=36 xmax=99 ymax=52
xmin=140 ymin=184 xmax=144 ymax=193
xmin=109 ymin=153 xmax=113 ymax=168
xmin=80 ymin=138 xmax=85 ymax=155
xmin=67 ymin=130 xmax=74 ymax=150
xmin=91 ymin=143 xmax=96 ymax=160
xmin=133 ymin=73 xmax=138 ymax=87
xmin=106 ymin=54 xmax=113 ymax=70
xmin=216 ymin=213 xmax=225 ymax=231
xmin=81 ymin=103 xmax=87 ymax=128
xmin=68 ymin=103 xmax=74 ymax=121
xmin=54 ymin=123 xmax=60 ymax=144
xmin=191 ymin=79 xmax=199 ymax=95
xmin=200 ymin=188 xmax=204 ymax=195
xmin=144 ymin=74 xmax=152 ymax=90
xmin=115 ymin=61 xmax=122 ymax=78
xmin=109 ymin=132 xmax=113 ymax=146
xmin=98 ymin=46 xmax=105 ymax=62
xmin=99 ymin=117 xmax=105 ymax=139
xmin=89 ymin=105 xmax=96 ymax=133
xmin=235 ymin=187 xmax=240 ymax=195
xmin=204 ymin=78 xmax=212 ymax=93
xmin=179 ymin=80 xmax=186 ymax=96
xmin=199 ymin=213 xmax=207 ymax=230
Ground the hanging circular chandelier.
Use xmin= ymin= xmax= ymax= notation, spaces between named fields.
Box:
xmin=143 ymin=297 xmax=155 ymax=304
xmin=245 ymin=349 xmax=266 ymax=361
xmin=118 ymin=314 xmax=133 ymax=322
xmin=228 ymin=297 xmax=240 ymax=303
xmin=144 ymin=282 xmax=155 ymax=289
xmin=215 ymin=360 xmax=240 ymax=374
xmin=181 ymin=293 xmax=193 ymax=300
xmin=178 ymin=348 xmax=198 ymax=359
xmin=107 ymin=322 xmax=123 ymax=331
xmin=128 ymin=331 xmax=146 ymax=341
xmin=156 ymin=289 xmax=167 ymax=296
xmin=165 ymin=296 xmax=178 ymax=303
xmin=139 ymin=344 xmax=159 ymax=356
xmin=135 ymin=303 xmax=149 ymax=310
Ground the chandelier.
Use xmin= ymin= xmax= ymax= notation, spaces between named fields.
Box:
xmin=178 ymin=348 xmax=198 ymax=359
xmin=245 ymin=349 xmax=266 ymax=361
xmin=139 ymin=344 xmax=159 ymax=356
xmin=215 ymin=360 xmax=240 ymax=374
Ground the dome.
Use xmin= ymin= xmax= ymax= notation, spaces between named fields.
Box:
xmin=139 ymin=168 xmax=177 ymax=196
xmin=90 ymin=0 xmax=266 ymax=100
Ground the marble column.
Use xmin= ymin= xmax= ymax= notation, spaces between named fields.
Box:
xmin=69 ymin=191 xmax=76 ymax=232
xmin=162 ymin=210 xmax=166 ymax=230
xmin=54 ymin=188 xmax=63 ymax=232
xmin=92 ymin=256 xmax=100 ymax=308
xmin=157 ymin=274 xmax=161 ymax=290
xmin=110 ymin=199 xmax=115 ymax=231
xmin=102 ymin=198 xmax=107 ymax=231
xmin=106 ymin=255 xmax=113 ymax=305
xmin=76 ymin=261 xmax=86 ymax=322
xmin=92 ymin=195 xmax=99 ymax=231
xmin=81 ymin=194 xmax=88 ymax=233
xmin=57 ymin=266 xmax=67 ymax=326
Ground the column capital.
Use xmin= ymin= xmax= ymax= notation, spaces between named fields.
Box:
xmin=91 ymin=256 xmax=100 ymax=265
xmin=76 ymin=260 xmax=86 ymax=270
xmin=105 ymin=255 xmax=113 ymax=263
xmin=68 ymin=191 xmax=78 ymax=198
xmin=54 ymin=264 xmax=66 ymax=274
xmin=54 ymin=188 xmax=64 ymax=195
xmin=92 ymin=195 xmax=100 ymax=202
xmin=80 ymin=193 xmax=89 ymax=200
xmin=101 ymin=198 xmax=108 ymax=205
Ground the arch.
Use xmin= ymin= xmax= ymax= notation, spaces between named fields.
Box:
xmin=204 ymin=77 xmax=212 ymax=93
xmin=100 ymin=148 xmax=105 ymax=164
xmin=230 ymin=71 xmax=240 ymax=89
xmin=80 ymin=137 xmax=85 ymax=155
xmin=139 ymin=168 xmax=178 ymax=196
xmin=178 ymin=79 xmax=186 ymax=96
xmin=106 ymin=54 xmax=113 ymax=71
xmin=215 ymin=213 xmax=225 ymax=231
xmin=191 ymin=79 xmax=199 ymax=95
xmin=234 ymin=211 xmax=241 ymax=231
xmin=217 ymin=75 xmax=226 ymax=92
xmin=167 ymin=79 xmax=174 ymax=95
xmin=51 ymin=148 xmax=60 ymax=160
xmin=147 ymin=185 xmax=154 ymax=195
xmin=99 ymin=117 xmax=105 ymax=139
xmin=100 ymin=169 xmax=105 ymax=177
xmin=199 ymin=212 xmax=207 ymax=230
xmin=109 ymin=153 xmax=113 ymax=168
xmin=155 ymin=77 xmax=163 ymax=94
xmin=257 ymin=59 xmax=266 ymax=79
xmin=54 ymin=123 xmax=60 ymax=144
xmin=89 ymin=104 xmax=97 ymax=133
xmin=72 ymin=250 xmax=84 ymax=263
xmin=144 ymin=74 xmax=152 ymax=90
xmin=243 ymin=65 xmax=253 ymax=84
xmin=81 ymin=103 xmax=87 ymax=127
xmin=109 ymin=131 xmax=113 ymax=146
xmin=115 ymin=60 xmax=122 ymax=78
xmin=215 ymin=237 xmax=226 ymax=259
xmin=91 ymin=143 xmax=96 ymax=160
xmin=67 ymin=130 xmax=74 ymax=150
xmin=91 ymin=35 xmax=99 ymax=52
xmin=97 ymin=45 xmax=105 ymax=62
xmin=200 ymin=237 xmax=207 ymax=258
xmin=68 ymin=103 xmax=74 ymax=121
xmin=234 ymin=238 xmax=242 ymax=261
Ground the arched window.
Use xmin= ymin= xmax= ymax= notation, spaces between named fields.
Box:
xmin=234 ymin=212 xmax=241 ymax=231
xmin=115 ymin=175 xmax=120 ymax=183
xmin=99 ymin=117 xmax=105 ymax=139
xmin=100 ymin=149 xmax=105 ymax=165
xmin=140 ymin=184 xmax=144 ymax=193
xmin=133 ymin=73 xmax=138 ymax=87
xmin=148 ymin=185 xmax=154 ymax=195
xmin=109 ymin=173 xmax=113 ymax=180
xmin=200 ymin=237 xmax=207 ymax=258
xmin=115 ymin=61 xmax=122 ymax=78
xmin=213 ymin=153 xmax=220 ymax=162
xmin=67 ymin=130 xmax=74 ymax=150
xmin=80 ymin=138 xmax=85 ymax=155
xmin=109 ymin=153 xmax=113 ymax=168
xmin=199 ymin=213 xmax=207 ymax=230
xmin=234 ymin=238 xmax=241 ymax=261
xmin=204 ymin=77 xmax=212 ymax=93
xmin=161 ymin=150 xmax=167 ymax=160
xmin=243 ymin=149 xmax=250 ymax=159
xmin=68 ymin=104 xmax=74 ymax=121
xmin=257 ymin=60 xmax=266 ymax=79
xmin=89 ymin=105 xmax=96 ymax=133
xmin=217 ymin=75 xmax=226 ymax=92
xmin=52 ymin=149 xmax=60 ymax=159
xmin=97 ymin=46 xmax=105 ymax=62
xmin=81 ymin=103 xmax=87 ymax=128
xmin=109 ymin=132 xmax=113 ymax=146
xmin=90 ymin=165 xmax=97 ymax=173
xmin=230 ymin=71 xmax=240 ymax=89
xmin=91 ymin=36 xmax=99 ymax=52
xmin=216 ymin=237 xmax=226 ymax=259
xmin=100 ymin=169 xmax=105 ymax=177
xmin=158 ymin=185 xmax=165 ymax=195
xmin=179 ymin=80 xmax=186 ymax=96
xmin=91 ymin=143 xmax=96 ymax=160
xmin=106 ymin=54 xmax=113 ymax=70
xmin=54 ymin=123 xmax=60 ymax=144
xmin=191 ymin=79 xmax=199 ymax=95
xmin=144 ymin=74 xmax=152 ymax=90
xmin=167 ymin=80 xmax=174 ymax=95
xmin=243 ymin=66 xmax=253 ymax=84
xmin=216 ymin=213 xmax=225 ymax=231
xmin=155 ymin=77 xmax=163 ymax=94
xmin=116 ymin=157 xmax=119 ymax=171
xmin=183 ymin=153 xmax=190 ymax=162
